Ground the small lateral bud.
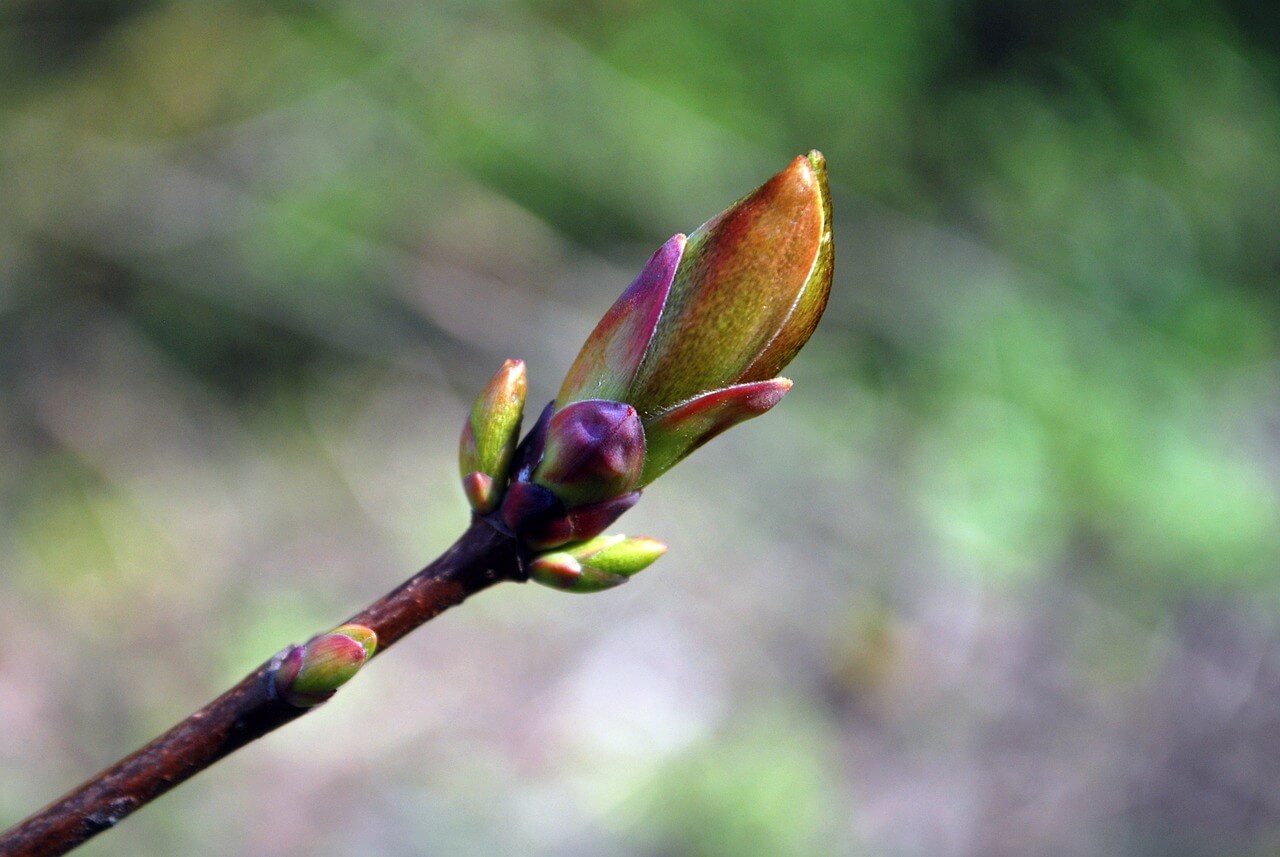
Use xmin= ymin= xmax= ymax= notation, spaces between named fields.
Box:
xmin=459 ymin=359 xmax=528 ymax=513
xmin=532 ymin=399 xmax=645 ymax=507
xmin=529 ymin=534 xmax=668 ymax=593
xmin=274 ymin=624 xmax=378 ymax=708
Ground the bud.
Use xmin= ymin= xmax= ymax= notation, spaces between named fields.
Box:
xmin=498 ymin=400 xmax=645 ymax=550
xmin=273 ymin=624 xmax=378 ymax=708
xmin=556 ymin=151 xmax=832 ymax=485
xmin=495 ymin=153 xmax=832 ymax=549
xmin=533 ymin=400 xmax=645 ymax=507
xmin=529 ymin=534 xmax=668 ymax=593
xmin=459 ymin=359 xmax=527 ymax=513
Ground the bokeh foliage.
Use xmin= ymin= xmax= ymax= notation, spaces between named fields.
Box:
xmin=1 ymin=1 xmax=1278 ymax=855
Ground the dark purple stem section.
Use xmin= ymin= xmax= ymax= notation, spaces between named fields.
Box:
xmin=0 ymin=518 xmax=522 ymax=857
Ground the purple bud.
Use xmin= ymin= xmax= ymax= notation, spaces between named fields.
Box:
xmin=521 ymin=492 xmax=641 ymax=550
xmin=532 ymin=400 xmax=645 ymax=507
xmin=499 ymin=479 xmax=565 ymax=538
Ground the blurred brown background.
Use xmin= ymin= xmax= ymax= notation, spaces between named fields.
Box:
xmin=2 ymin=0 xmax=1279 ymax=855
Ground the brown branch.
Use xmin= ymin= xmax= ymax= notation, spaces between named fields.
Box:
xmin=0 ymin=517 xmax=523 ymax=857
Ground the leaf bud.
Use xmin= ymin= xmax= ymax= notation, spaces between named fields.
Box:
xmin=272 ymin=624 xmax=378 ymax=708
xmin=459 ymin=359 xmax=527 ymax=513
xmin=532 ymin=399 xmax=645 ymax=507
xmin=529 ymin=534 xmax=668 ymax=593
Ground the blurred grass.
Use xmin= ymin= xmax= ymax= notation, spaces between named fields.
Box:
xmin=1 ymin=0 xmax=1278 ymax=855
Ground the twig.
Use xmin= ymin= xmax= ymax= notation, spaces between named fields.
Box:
xmin=0 ymin=517 xmax=523 ymax=857
xmin=1 ymin=149 xmax=835 ymax=856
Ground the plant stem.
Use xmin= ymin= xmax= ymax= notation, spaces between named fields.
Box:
xmin=0 ymin=517 xmax=523 ymax=857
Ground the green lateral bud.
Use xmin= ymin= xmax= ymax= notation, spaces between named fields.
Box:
xmin=274 ymin=624 xmax=377 ymax=708
xmin=459 ymin=359 xmax=528 ymax=513
xmin=529 ymin=534 xmax=668 ymax=593
xmin=578 ymin=535 xmax=668 ymax=575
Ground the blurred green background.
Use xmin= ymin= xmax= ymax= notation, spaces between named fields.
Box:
xmin=2 ymin=0 xmax=1279 ymax=855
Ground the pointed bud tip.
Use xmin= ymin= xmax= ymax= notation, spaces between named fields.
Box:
xmin=640 ymin=378 xmax=795 ymax=485
xmin=331 ymin=624 xmax=378 ymax=659
xmin=631 ymin=537 xmax=668 ymax=556
xmin=477 ymin=359 xmax=529 ymax=417
xmin=494 ymin=358 xmax=528 ymax=391
xmin=463 ymin=471 xmax=497 ymax=513
xmin=558 ymin=236 xmax=686 ymax=407
xmin=771 ymin=153 xmax=822 ymax=206
xmin=780 ymin=151 xmax=827 ymax=200
xmin=586 ymin=535 xmax=668 ymax=576
xmin=621 ymin=153 xmax=829 ymax=412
